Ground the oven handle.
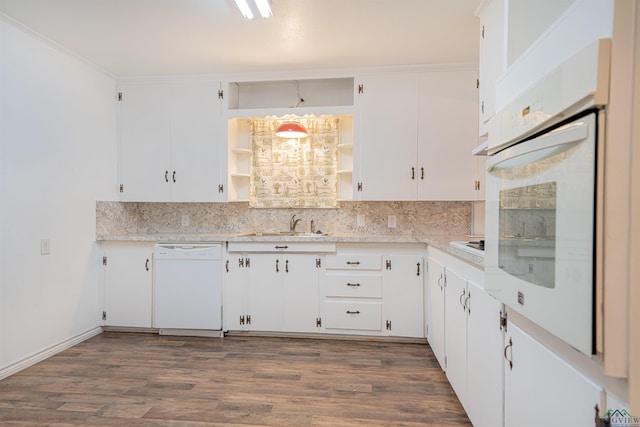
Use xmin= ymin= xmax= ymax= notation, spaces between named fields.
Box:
xmin=487 ymin=121 xmax=589 ymax=173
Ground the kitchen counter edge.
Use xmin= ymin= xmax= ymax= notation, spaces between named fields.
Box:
xmin=97 ymin=233 xmax=484 ymax=268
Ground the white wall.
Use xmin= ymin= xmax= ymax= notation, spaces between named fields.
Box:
xmin=0 ymin=16 xmax=118 ymax=374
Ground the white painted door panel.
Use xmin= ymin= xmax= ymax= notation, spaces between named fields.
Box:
xmin=118 ymin=83 xmax=172 ymax=201
xmin=466 ymin=280 xmax=504 ymax=427
xmin=282 ymin=254 xmax=320 ymax=333
xmin=427 ymin=256 xmax=446 ymax=369
xmin=418 ymin=70 xmax=479 ymax=201
xmin=356 ymin=73 xmax=418 ymax=201
xmin=383 ymin=255 xmax=424 ymax=337
xmin=170 ymin=81 xmax=222 ymax=202
xmin=444 ymin=267 xmax=468 ymax=402
xmin=103 ymin=243 xmax=153 ymax=328
xmin=504 ymin=322 xmax=602 ymax=427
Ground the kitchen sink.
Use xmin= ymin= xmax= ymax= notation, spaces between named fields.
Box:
xmin=238 ymin=231 xmax=330 ymax=237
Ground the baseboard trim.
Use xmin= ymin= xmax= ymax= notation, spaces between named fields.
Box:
xmin=0 ymin=326 xmax=103 ymax=380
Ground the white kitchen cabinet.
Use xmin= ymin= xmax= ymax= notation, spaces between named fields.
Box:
xmin=223 ymin=254 xmax=247 ymax=331
xmin=282 ymin=254 xmax=322 ymax=333
xmin=466 ymin=281 xmax=504 ymax=427
xmin=118 ymin=83 xmax=171 ymax=201
xmin=245 ymin=254 xmax=283 ymax=331
xmin=428 ymin=247 xmax=503 ymax=427
xmin=355 ymin=72 xmax=419 ymax=201
xmin=101 ymin=242 xmax=154 ymax=328
xmin=426 ymin=255 xmax=446 ymax=369
xmin=476 ymin=0 xmax=506 ymax=136
xmin=321 ymin=254 xmax=384 ymax=333
xmin=382 ymin=255 xmax=424 ymax=338
xmin=355 ymin=69 xmax=481 ymax=201
xmin=321 ymin=244 xmax=425 ymax=338
xmin=118 ymin=80 xmax=223 ymax=202
xmin=444 ymin=266 xmax=468 ymax=402
xmin=504 ymin=321 xmax=602 ymax=427
xmin=417 ymin=69 xmax=482 ymax=201
xmin=224 ymin=244 xmax=326 ymax=333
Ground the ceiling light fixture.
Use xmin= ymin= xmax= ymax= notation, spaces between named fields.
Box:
xmin=275 ymin=122 xmax=308 ymax=138
xmin=233 ymin=0 xmax=273 ymax=20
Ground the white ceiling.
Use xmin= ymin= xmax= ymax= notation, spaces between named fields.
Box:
xmin=0 ymin=0 xmax=480 ymax=77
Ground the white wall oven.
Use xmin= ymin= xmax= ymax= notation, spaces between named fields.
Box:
xmin=485 ymin=40 xmax=609 ymax=357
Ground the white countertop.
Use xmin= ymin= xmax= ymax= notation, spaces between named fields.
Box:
xmin=97 ymin=232 xmax=484 ymax=268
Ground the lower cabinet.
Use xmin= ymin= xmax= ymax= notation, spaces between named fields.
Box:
xmin=224 ymin=242 xmax=425 ymax=338
xmin=101 ymin=242 xmax=154 ymax=328
xmin=504 ymin=321 xmax=603 ymax=427
xmin=224 ymin=251 xmax=322 ymax=333
xmin=427 ymin=247 xmax=503 ymax=427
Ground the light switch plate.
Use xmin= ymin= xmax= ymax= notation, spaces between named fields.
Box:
xmin=356 ymin=214 xmax=365 ymax=227
xmin=388 ymin=215 xmax=397 ymax=228
xmin=181 ymin=215 xmax=189 ymax=227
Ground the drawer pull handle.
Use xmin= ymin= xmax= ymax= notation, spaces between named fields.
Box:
xmin=346 ymin=310 xmax=361 ymax=315
xmin=504 ymin=337 xmax=513 ymax=370
xmin=346 ymin=283 xmax=360 ymax=287
xmin=275 ymin=245 xmax=289 ymax=250
xmin=145 ymin=259 xmax=150 ymax=271
xmin=346 ymin=261 xmax=361 ymax=266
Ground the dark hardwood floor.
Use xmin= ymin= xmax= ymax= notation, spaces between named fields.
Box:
xmin=0 ymin=332 xmax=471 ymax=426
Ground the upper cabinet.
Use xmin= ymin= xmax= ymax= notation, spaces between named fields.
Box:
xmin=225 ymin=78 xmax=354 ymax=112
xmin=355 ymin=68 xmax=482 ymax=201
xmin=118 ymin=80 xmax=224 ymax=202
xmin=476 ymin=0 xmax=506 ymax=137
xmin=354 ymin=72 xmax=419 ymax=201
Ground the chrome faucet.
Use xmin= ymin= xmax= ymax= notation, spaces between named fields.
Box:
xmin=290 ymin=214 xmax=302 ymax=232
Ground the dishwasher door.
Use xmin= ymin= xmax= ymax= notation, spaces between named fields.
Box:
xmin=154 ymin=243 xmax=222 ymax=331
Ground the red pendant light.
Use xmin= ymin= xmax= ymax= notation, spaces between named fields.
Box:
xmin=275 ymin=122 xmax=308 ymax=138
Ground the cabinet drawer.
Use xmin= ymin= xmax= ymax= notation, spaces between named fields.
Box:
xmin=323 ymin=301 xmax=382 ymax=331
xmin=323 ymin=273 xmax=382 ymax=298
xmin=324 ymin=255 xmax=381 ymax=270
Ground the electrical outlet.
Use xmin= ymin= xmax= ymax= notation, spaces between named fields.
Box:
xmin=356 ymin=214 xmax=365 ymax=227
xmin=181 ymin=215 xmax=189 ymax=227
xmin=40 ymin=239 xmax=51 ymax=255
xmin=388 ymin=215 xmax=397 ymax=228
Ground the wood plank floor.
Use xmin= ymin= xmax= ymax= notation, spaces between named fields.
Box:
xmin=0 ymin=332 xmax=471 ymax=426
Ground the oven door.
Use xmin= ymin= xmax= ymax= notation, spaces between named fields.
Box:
xmin=485 ymin=111 xmax=597 ymax=356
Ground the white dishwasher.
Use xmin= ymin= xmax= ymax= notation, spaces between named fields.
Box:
xmin=154 ymin=243 xmax=222 ymax=336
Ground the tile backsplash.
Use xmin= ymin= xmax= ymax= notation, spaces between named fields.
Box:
xmin=96 ymin=201 xmax=472 ymax=238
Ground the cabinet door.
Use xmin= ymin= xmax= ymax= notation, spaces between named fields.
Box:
xmin=466 ymin=281 xmax=503 ymax=427
xmin=103 ymin=243 xmax=154 ymax=328
xmin=426 ymin=256 xmax=446 ymax=369
xmin=223 ymin=255 xmax=247 ymax=331
xmin=444 ymin=267 xmax=468 ymax=402
xmin=478 ymin=0 xmax=506 ymax=135
xmin=118 ymin=83 xmax=172 ymax=201
xmin=282 ymin=254 xmax=320 ymax=333
xmin=246 ymin=254 xmax=282 ymax=331
xmin=383 ymin=255 xmax=424 ymax=337
xmin=504 ymin=322 xmax=602 ymax=427
xmin=170 ymin=81 xmax=222 ymax=202
xmin=355 ymin=73 xmax=419 ymax=201
xmin=418 ymin=70 xmax=479 ymax=201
